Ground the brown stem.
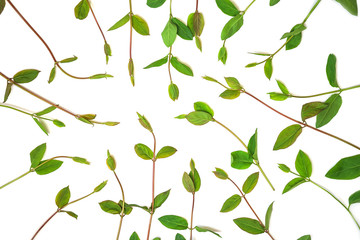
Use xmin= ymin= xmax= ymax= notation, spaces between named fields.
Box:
xmin=190 ymin=193 xmax=195 ymax=240
xmin=113 ymin=171 xmax=126 ymax=240
xmin=228 ymin=178 xmax=275 ymax=240
xmin=31 ymin=209 xmax=59 ymax=240
xmin=146 ymin=132 xmax=157 ymax=240
xmin=86 ymin=0 xmax=107 ymax=43
xmin=195 ymin=0 xmax=199 ymax=11
xmin=243 ymin=90 xmax=360 ymax=151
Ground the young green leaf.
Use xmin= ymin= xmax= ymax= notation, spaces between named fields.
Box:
xmin=137 ymin=112 xmax=153 ymax=132
xmin=220 ymin=194 xmax=241 ymax=212
xmin=35 ymin=106 xmax=57 ymax=116
xmin=265 ymin=202 xmax=274 ymax=230
xmin=134 ymin=143 xmax=154 ymax=160
xmin=0 ymin=0 xmax=5 ymax=15
xmin=276 ymin=80 xmax=289 ymax=95
xmin=185 ymin=111 xmax=213 ymax=125
xmin=195 ymin=36 xmax=202 ymax=51
xmin=270 ymin=0 xmax=280 ymax=6
xmin=301 ymin=101 xmax=329 ymax=121
xmin=158 ymin=215 xmax=189 ymax=230
xmin=48 ymin=66 xmax=56 ymax=83
xmin=89 ymin=73 xmax=113 ymax=79
xmin=278 ymin=164 xmax=291 ymax=173
xmin=59 ymin=56 xmax=78 ymax=63
xmin=298 ymin=235 xmax=311 ymax=240
xmin=53 ymin=119 xmax=65 ymax=127
xmin=264 ymin=58 xmax=273 ymax=80
xmin=172 ymin=18 xmax=193 ymax=40
xmin=147 ymin=0 xmax=166 ymax=8
xmin=273 ymin=124 xmax=302 ymax=150
xmin=233 ymin=217 xmax=265 ymax=234
xmin=242 ymin=172 xmax=259 ymax=194
xmin=248 ymin=129 xmax=258 ymax=160
xmin=61 ymin=210 xmax=78 ymax=219
xmin=231 ymin=150 xmax=253 ymax=170
xmin=194 ymin=226 xmax=221 ymax=237
xmin=35 ymin=160 xmax=63 ymax=175
xmin=213 ymin=168 xmax=228 ymax=180
xmin=189 ymin=168 xmax=201 ymax=192
xmin=162 ymin=20 xmax=177 ymax=47
xmin=168 ymin=83 xmax=179 ymax=101
xmin=268 ymin=92 xmax=288 ymax=101
xmin=170 ymin=57 xmax=194 ymax=76
xmin=3 ymin=81 xmax=12 ymax=102
xmin=202 ymin=75 xmax=219 ymax=83
xmin=281 ymin=24 xmax=306 ymax=39
xmin=182 ymin=172 xmax=195 ymax=192
xmin=326 ymin=54 xmax=339 ymax=88
xmin=13 ymin=69 xmax=40 ymax=83
xmin=219 ymin=90 xmax=240 ymax=99
xmin=245 ymin=62 xmax=260 ymax=68
xmin=30 ymin=143 xmax=47 ymax=168
xmin=94 ymin=180 xmax=108 ymax=192
xmin=106 ymin=150 xmax=116 ymax=171
xmin=295 ymin=150 xmax=312 ymax=178
xmin=72 ymin=157 xmax=90 ymax=165
xmin=55 ymin=186 xmax=71 ymax=208
xmin=74 ymin=0 xmax=89 ymax=20
xmin=144 ymin=56 xmax=168 ymax=69
xmin=315 ymin=94 xmax=342 ymax=128
xmin=349 ymin=190 xmax=360 ymax=207
xmin=153 ymin=189 xmax=171 ymax=210
xmin=218 ymin=46 xmax=228 ymax=64
xmin=132 ymin=15 xmax=150 ymax=35
xmin=225 ymin=77 xmax=242 ymax=90
xmin=175 ymin=233 xmax=186 ymax=240
xmin=99 ymin=200 xmax=122 ymax=214
xmin=193 ymin=12 xmax=205 ymax=36
xmin=286 ymin=24 xmax=303 ymax=50
xmin=215 ymin=0 xmax=240 ymax=16
xmin=335 ymin=0 xmax=358 ymax=16
xmin=33 ymin=118 xmax=49 ymax=135
xmin=104 ymin=43 xmax=112 ymax=64
xmin=108 ymin=13 xmax=130 ymax=31
xmin=128 ymin=59 xmax=135 ymax=86
xmin=326 ymin=154 xmax=360 ymax=179
xmin=221 ymin=14 xmax=243 ymax=40
xmin=282 ymin=177 xmax=307 ymax=194
xmin=156 ymin=146 xmax=177 ymax=159
xmin=194 ymin=101 xmax=214 ymax=117
xmin=130 ymin=232 xmax=140 ymax=240
xmin=175 ymin=114 xmax=187 ymax=119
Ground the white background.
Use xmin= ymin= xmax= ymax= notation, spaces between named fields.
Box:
xmin=1 ymin=0 xmax=360 ymax=239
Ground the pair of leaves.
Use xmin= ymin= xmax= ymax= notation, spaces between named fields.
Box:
xmin=144 ymin=55 xmax=193 ymax=77
xmin=99 ymin=200 xmax=133 ymax=215
xmin=179 ymin=101 xmax=214 ymax=125
xmin=188 ymin=12 xmax=205 ymax=37
xmin=49 ymin=56 xmax=78 ymax=83
xmin=135 ymin=144 xmax=177 ymax=160
xmin=218 ymin=46 xmax=228 ymax=64
xmin=285 ymin=24 xmax=303 ymax=50
xmin=231 ymin=128 xmax=259 ymax=168
xmin=108 ymin=14 xmax=150 ymax=35
xmin=182 ymin=159 xmax=201 ymax=193
xmin=131 ymin=189 xmax=171 ymax=213
xmin=162 ymin=17 xmax=194 ymax=47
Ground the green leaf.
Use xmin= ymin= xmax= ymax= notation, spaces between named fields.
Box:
xmin=264 ymin=58 xmax=273 ymax=80
xmin=175 ymin=233 xmax=186 ymax=240
xmin=144 ymin=56 xmax=168 ymax=69
xmin=265 ymin=202 xmax=274 ymax=230
xmin=156 ymin=146 xmax=177 ymax=159
xmin=301 ymin=101 xmax=329 ymax=121
xmin=189 ymin=167 xmax=201 ymax=192
xmin=80 ymin=114 xmax=96 ymax=120
xmin=128 ymin=204 xmax=150 ymax=213
xmin=225 ymin=77 xmax=242 ymax=90
xmin=278 ymin=164 xmax=291 ymax=173
xmin=13 ymin=69 xmax=40 ymax=83
xmin=3 ymin=81 xmax=12 ymax=102
xmin=233 ymin=217 xmax=265 ymax=234
xmin=134 ymin=143 xmax=154 ymax=160
xmin=219 ymin=90 xmax=240 ymax=99
xmin=276 ymin=80 xmax=289 ymax=95
xmin=36 ymin=106 xmax=57 ymax=116
xmin=349 ymin=190 xmax=360 ymax=206
xmin=108 ymin=13 xmax=130 ymax=31
xmin=283 ymin=177 xmax=307 ymax=194
xmin=326 ymin=154 xmax=360 ymax=180
xmin=137 ymin=112 xmax=153 ymax=132
xmin=104 ymin=43 xmax=112 ymax=64
xmin=119 ymin=200 xmax=133 ymax=215
xmin=35 ymin=160 xmax=63 ymax=175
xmin=213 ymin=168 xmax=228 ymax=180
xmin=273 ymin=124 xmax=302 ymax=150
xmin=170 ymin=57 xmax=194 ymax=76
xmin=56 ymin=186 xmax=71 ymax=208
xmin=245 ymin=62 xmax=260 ymax=68
xmin=59 ymin=56 xmax=78 ymax=63
xmin=94 ymin=180 xmax=108 ymax=192
xmin=281 ymin=24 xmax=306 ymax=39
xmin=106 ymin=150 xmax=116 ymax=170
xmin=175 ymin=114 xmax=187 ymax=119
xmin=295 ymin=150 xmax=312 ymax=178
xmin=48 ymin=66 xmax=56 ymax=83
xmin=221 ymin=14 xmax=244 ymax=40
xmin=248 ymin=129 xmax=258 ymax=160
xmin=153 ymin=189 xmax=171 ymax=210
xmin=78 ymin=117 xmax=93 ymax=125
xmin=231 ymin=150 xmax=253 ymax=170
xmin=218 ymin=46 xmax=228 ymax=64
xmin=61 ymin=210 xmax=78 ymax=219
xmin=99 ymin=200 xmax=121 ymax=214
xmin=52 ymin=119 xmax=65 ymax=128
xmin=220 ymin=194 xmax=241 ymax=212
xmin=182 ymin=172 xmax=195 ymax=192
xmin=315 ymin=94 xmax=342 ymax=128
xmin=193 ymin=12 xmax=205 ymax=36
xmin=185 ymin=111 xmax=213 ymax=125
xmin=249 ymin=52 xmax=272 ymax=56
xmin=158 ymin=215 xmax=188 ymax=230
xmin=172 ymin=18 xmax=193 ymax=40
xmin=194 ymin=101 xmax=214 ymax=117
xmin=242 ymin=172 xmax=259 ymax=194
xmin=102 ymin=121 xmax=120 ymax=126
xmin=89 ymin=73 xmax=113 ymax=79
xmin=268 ymin=92 xmax=289 ymax=101
xmin=129 ymin=58 xmax=135 ymax=86
xmin=153 ymin=238 xmax=160 ymax=240
xmin=335 ymin=0 xmax=358 ymax=16
xmin=147 ymin=0 xmax=166 ymax=8
xmin=0 ymin=0 xmax=5 ymax=15
xmin=168 ymin=83 xmax=179 ymax=101
xmin=30 ymin=143 xmax=47 ymax=168
xmin=132 ymin=15 xmax=150 ymax=35
xmin=215 ymin=0 xmax=240 ymax=16
xmin=195 ymin=36 xmax=202 ymax=51
xmin=162 ymin=20 xmax=177 ymax=47
xmin=270 ymin=0 xmax=280 ymax=6
xmin=298 ymin=235 xmax=311 ymax=240
xmin=74 ymin=0 xmax=89 ymax=20
xmin=33 ymin=118 xmax=49 ymax=135
xmin=187 ymin=13 xmax=195 ymax=34
xmin=326 ymin=54 xmax=339 ymax=88
xmin=202 ymin=76 xmax=219 ymax=83
xmin=194 ymin=226 xmax=221 ymax=237
xmin=130 ymin=232 xmax=140 ymax=240
xmin=72 ymin=157 xmax=90 ymax=165
xmin=286 ymin=24 xmax=303 ymax=50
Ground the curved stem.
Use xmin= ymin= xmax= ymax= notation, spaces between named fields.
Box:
xmin=114 ymin=171 xmax=126 ymax=240
xmin=290 ymin=84 xmax=360 ymax=99
xmin=86 ymin=0 xmax=107 ymax=43
xmin=146 ymin=132 xmax=157 ymax=240
xmin=31 ymin=209 xmax=59 ymax=240
xmin=190 ymin=193 xmax=195 ymax=240
xmin=168 ymin=47 xmax=173 ymax=83
xmin=213 ymin=119 xmax=247 ymax=149
xmin=228 ymin=177 xmax=275 ymax=240
xmin=244 ymin=90 xmax=360 ymax=150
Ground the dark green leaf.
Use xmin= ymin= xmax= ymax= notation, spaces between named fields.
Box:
xmin=220 ymin=194 xmax=241 ymax=212
xmin=71 ymin=157 xmax=89 ymax=165
xmin=194 ymin=101 xmax=214 ymax=117
xmin=315 ymin=94 xmax=342 ymax=128
xmin=219 ymin=90 xmax=240 ymax=99
xmin=281 ymin=24 xmax=306 ymax=39
xmin=30 ymin=143 xmax=47 ymax=168
xmin=162 ymin=20 xmax=177 ymax=47
xmin=118 ymin=200 xmax=133 ymax=215
xmin=0 ymin=0 xmax=5 ymax=15
xmin=134 ymin=143 xmax=154 ymax=160
xmin=248 ymin=129 xmax=258 ymax=160
xmin=106 ymin=150 xmax=116 ymax=170
xmin=35 ymin=160 xmax=63 ymax=175
xmin=108 ymin=14 xmax=130 ymax=31
xmin=213 ymin=168 xmax=228 ymax=180
xmin=132 ymin=15 xmax=150 ymax=35
xmin=268 ymin=92 xmax=288 ymax=101
xmin=194 ymin=226 xmax=221 ymax=237
xmin=182 ymin=172 xmax=195 ymax=192
xmin=265 ymin=202 xmax=274 ymax=230
xmin=94 ymin=180 xmax=107 ymax=192
xmin=326 ymin=54 xmax=339 ymax=88
xmin=231 ymin=150 xmax=253 ymax=170
xmin=154 ymin=189 xmax=171 ymax=210
xmin=295 ymin=150 xmax=312 ymax=178
xmin=286 ymin=24 xmax=303 ymax=50
xmin=168 ymin=83 xmax=179 ymax=101
xmin=264 ymin=58 xmax=273 ymax=80
xmin=89 ymin=73 xmax=113 ymax=79
xmin=99 ymin=200 xmax=121 ymax=214
xmin=3 ymin=82 xmax=12 ymax=102
xmin=233 ymin=217 xmax=265 ymax=234
xmin=56 ymin=186 xmax=71 ymax=208
xmin=195 ymin=36 xmax=202 ymax=51
xmin=130 ymin=232 xmax=140 ymax=240
xmin=13 ymin=69 xmax=40 ymax=83
xmin=270 ymin=0 xmax=280 ymax=6
xmin=137 ymin=112 xmax=153 ymax=132
xmin=193 ymin=12 xmax=205 ymax=36
xmin=158 ymin=215 xmax=188 ymax=230
xmin=215 ymin=0 xmax=240 ymax=16
xmin=276 ymin=80 xmax=289 ymax=95
xmin=33 ymin=118 xmax=49 ymax=135
xmin=147 ymin=0 xmax=166 ymax=8
xmin=144 ymin=56 xmax=168 ymax=69
xmin=225 ymin=77 xmax=242 ymax=90
xmin=36 ymin=106 xmax=57 ymax=116
xmin=74 ymin=0 xmax=89 ymax=20
xmin=185 ymin=111 xmax=213 ymax=125
xmin=242 ymin=172 xmax=259 ymax=194
xmin=218 ymin=46 xmax=228 ymax=64
xmin=349 ymin=190 xmax=360 ymax=206
xmin=326 ymin=154 xmax=360 ymax=179
xmin=48 ymin=66 xmax=56 ymax=83
xmin=273 ymin=124 xmax=302 ymax=150
xmin=278 ymin=164 xmax=290 ymax=173
xmin=156 ymin=146 xmax=177 ymax=159
xmin=170 ymin=57 xmax=194 ymax=76
xmin=172 ymin=18 xmax=193 ymax=40
xmin=61 ymin=210 xmax=78 ymax=219
xmin=335 ymin=0 xmax=358 ymax=16
xmin=301 ymin=101 xmax=329 ymax=121
xmin=298 ymin=235 xmax=311 ymax=240
xmin=283 ymin=177 xmax=307 ymax=194
xmin=59 ymin=56 xmax=78 ymax=63
xmin=221 ymin=14 xmax=244 ymax=40
xmin=175 ymin=233 xmax=186 ymax=240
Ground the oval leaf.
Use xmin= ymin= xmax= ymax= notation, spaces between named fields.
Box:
xmin=185 ymin=111 xmax=213 ymax=125
xmin=35 ymin=160 xmax=63 ymax=175
xmin=154 ymin=189 xmax=171 ymax=210
xmin=168 ymin=83 xmax=179 ymax=101
xmin=74 ymin=0 xmax=89 ymax=20
xmin=134 ymin=143 xmax=154 ymax=160
xmin=215 ymin=0 xmax=240 ymax=16
xmin=30 ymin=143 xmax=47 ymax=168
xmin=13 ymin=69 xmax=40 ymax=83
xmin=156 ymin=146 xmax=177 ymax=159
xmin=264 ymin=58 xmax=273 ymax=80
xmin=242 ymin=172 xmax=259 ymax=194
xmin=182 ymin=172 xmax=195 ymax=192
xmin=233 ymin=217 xmax=265 ymax=234
xmin=326 ymin=54 xmax=339 ymax=88
xmin=286 ymin=24 xmax=303 ymax=50
xmin=56 ymin=186 xmax=71 ymax=208
xmin=231 ymin=150 xmax=253 ymax=170
xmin=158 ymin=215 xmax=189 ymax=230
xmin=220 ymin=194 xmax=241 ymax=212
xmin=170 ymin=57 xmax=194 ymax=76
xmin=132 ymin=15 xmax=150 ymax=35
xmin=301 ymin=101 xmax=329 ymax=121
xmin=326 ymin=154 xmax=360 ymax=180
xmin=162 ymin=20 xmax=177 ymax=47
xmin=194 ymin=101 xmax=214 ymax=117
xmin=99 ymin=200 xmax=121 ymax=214
xmin=315 ymin=94 xmax=342 ymax=128
xmin=147 ymin=0 xmax=166 ymax=8
xmin=221 ymin=14 xmax=243 ymax=40
xmin=273 ymin=124 xmax=302 ymax=150
xmin=213 ymin=168 xmax=228 ymax=180
xmin=172 ymin=18 xmax=194 ymax=40
xmin=219 ymin=90 xmax=240 ymax=99
xmin=295 ymin=150 xmax=312 ymax=178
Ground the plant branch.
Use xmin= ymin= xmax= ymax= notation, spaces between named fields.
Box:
xmin=213 ymin=119 xmax=247 ymax=149
xmin=0 ymin=104 xmax=52 ymax=121
xmin=86 ymin=0 xmax=108 ymax=43
xmin=289 ymin=84 xmax=360 ymax=98
xmin=31 ymin=209 xmax=59 ymax=240
xmin=190 ymin=193 xmax=195 ymax=240
xmin=168 ymin=47 xmax=173 ymax=83
xmin=114 ymin=171 xmax=126 ymax=240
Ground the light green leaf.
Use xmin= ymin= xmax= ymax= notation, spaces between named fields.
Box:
xmin=301 ymin=101 xmax=329 ymax=121
xmin=147 ymin=0 xmax=166 ymax=8
xmin=99 ymin=200 xmax=121 ymax=214
xmin=349 ymin=190 xmax=360 ymax=206
xmin=213 ymin=168 xmax=228 ymax=180
xmin=108 ymin=13 xmax=130 ymax=31
xmin=295 ymin=150 xmax=312 ymax=178
xmin=104 ymin=43 xmax=112 ymax=64
xmin=144 ymin=56 xmax=168 ymax=69
xmin=134 ymin=143 xmax=154 ymax=160
xmin=48 ymin=66 xmax=56 ymax=83
xmin=248 ymin=129 xmax=258 ymax=160
xmin=218 ymin=46 xmax=228 ymax=64
xmin=221 ymin=14 xmax=243 ymax=40
xmin=185 ymin=111 xmax=213 ymax=125
xmin=265 ymin=202 xmax=274 ymax=230
xmin=233 ymin=217 xmax=265 ymax=234
xmin=326 ymin=154 xmax=360 ymax=180
xmin=219 ymin=90 xmax=240 ymax=99
xmin=326 ymin=54 xmax=339 ymax=88
xmin=242 ymin=172 xmax=259 ymax=194
xmin=215 ymin=0 xmax=240 ymax=16
xmin=170 ymin=57 xmax=194 ymax=76
xmin=89 ymin=73 xmax=113 ymax=79
xmin=278 ymin=164 xmax=291 ymax=173
xmin=74 ymin=0 xmax=89 ymax=20
xmin=270 ymin=0 xmax=280 ymax=6
xmin=35 ymin=160 xmax=63 ymax=175
xmin=175 ymin=114 xmax=187 ymax=119
xmin=162 ymin=20 xmax=177 ymax=47
xmin=106 ymin=150 xmax=116 ymax=170
xmin=172 ymin=18 xmax=193 ymax=40
xmin=231 ymin=150 xmax=253 ymax=170
xmin=13 ymin=69 xmax=40 ymax=83
xmin=72 ymin=157 xmax=90 ymax=165
xmin=30 ymin=143 xmax=47 ymax=168
xmin=154 ymin=189 xmax=171 ymax=210
xmin=281 ymin=24 xmax=306 ymax=39
xmin=283 ymin=177 xmax=307 ymax=194
xmin=194 ymin=226 xmax=222 ymax=237
xmin=182 ymin=172 xmax=195 ymax=192
xmin=264 ymin=58 xmax=273 ymax=80
xmin=220 ymin=194 xmax=241 ymax=212
xmin=36 ymin=106 xmax=57 ymax=116
xmin=94 ymin=180 xmax=107 ymax=192
xmin=225 ymin=77 xmax=242 ymax=90
xmin=158 ymin=215 xmax=188 ymax=230
xmin=56 ymin=186 xmax=71 ymax=208
xmin=132 ymin=15 xmax=150 ymax=35
xmin=245 ymin=62 xmax=260 ymax=68
xmin=156 ymin=146 xmax=177 ymax=159
xmin=335 ymin=0 xmax=358 ymax=16
xmin=168 ymin=83 xmax=179 ymax=101
xmin=268 ymin=92 xmax=288 ymax=101
xmin=33 ymin=118 xmax=49 ymax=135
xmin=273 ymin=124 xmax=302 ymax=150
xmin=202 ymin=76 xmax=219 ymax=83
xmin=298 ymin=235 xmax=311 ymax=240
xmin=137 ymin=112 xmax=153 ymax=132
xmin=194 ymin=102 xmax=214 ymax=117
xmin=59 ymin=56 xmax=78 ymax=63
xmin=286 ymin=24 xmax=303 ymax=50
xmin=195 ymin=36 xmax=202 ymax=51
xmin=52 ymin=119 xmax=65 ymax=128
xmin=61 ymin=210 xmax=78 ymax=219
xmin=315 ymin=94 xmax=342 ymax=128
xmin=276 ymin=80 xmax=289 ymax=95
